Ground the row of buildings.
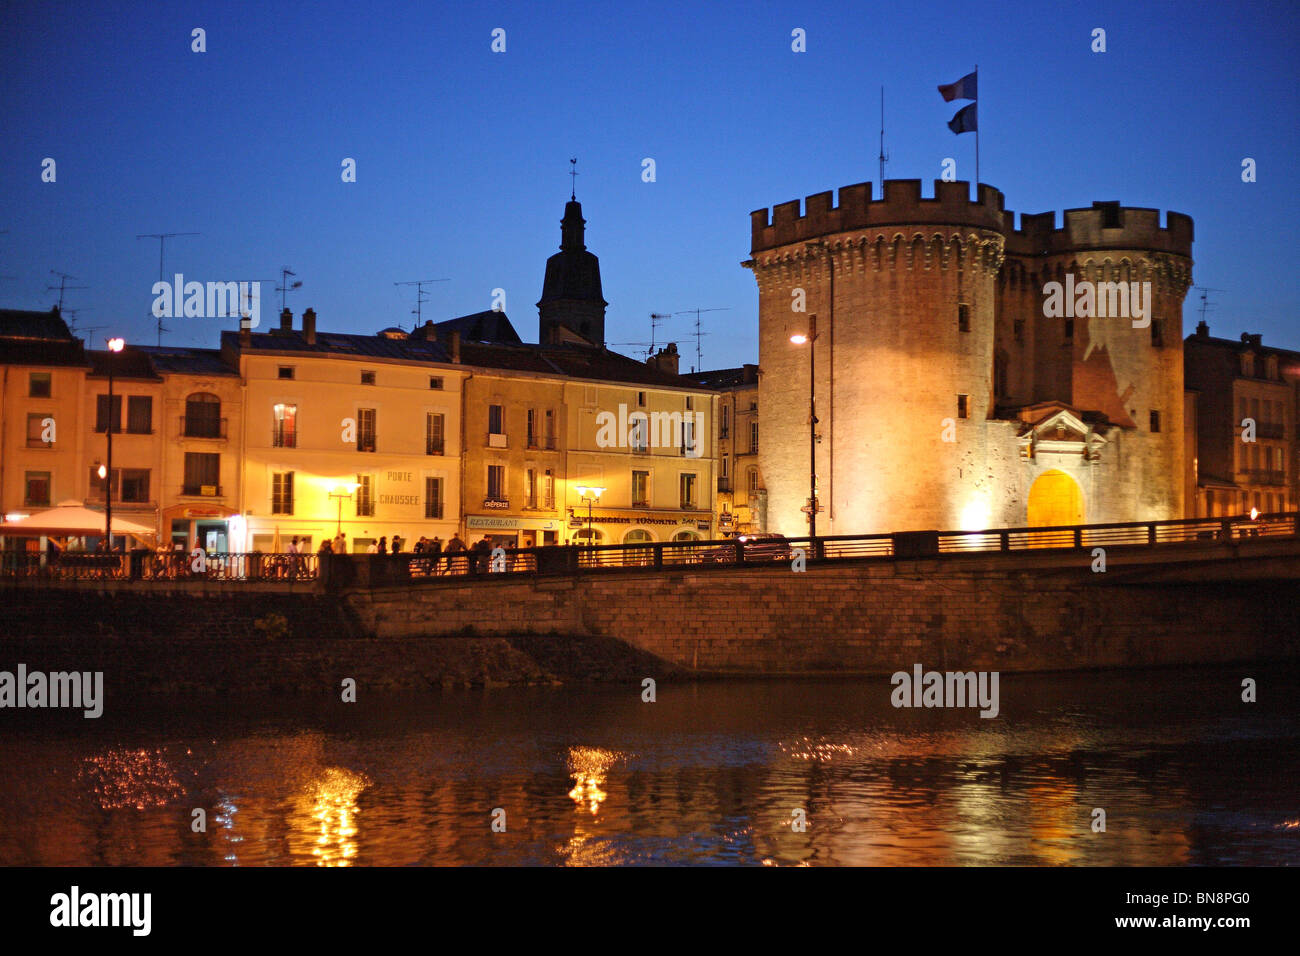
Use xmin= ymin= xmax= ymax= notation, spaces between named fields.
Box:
xmin=2 ymin=183 xmax=1296 ymax=555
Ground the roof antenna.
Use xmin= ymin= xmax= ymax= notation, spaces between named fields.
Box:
xmin=649 ymin=312 xmax=671 ymax=358
xmin=674 ymin=307 xmax=729 ymax=371
xmin=136 ymin=232 xmax=200 ymax=344
xmin=878 ymin=86 xmax=890 ymax=187
xmin=1193 ymin=286 xmax=1226 ymax=326
xmin=46 ymin=270 xmax=88 ymax=313
xmin=569 ymin=158 xmax=578 ymax=200
xmin=395 ymin=278 xmax=449 ymax=329
xmin=277 ymin=267 xmax=303 ymax=312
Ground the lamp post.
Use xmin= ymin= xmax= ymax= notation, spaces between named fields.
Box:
xmin=104 ymin=337 xmax=125 ymax=552
xmin=573 ymin=485 xmax=605 ymax=546
xmin=329 ymin=483 xmax=361 ymax=534
xmin=790 ymin=316 xmax=819 ymax=550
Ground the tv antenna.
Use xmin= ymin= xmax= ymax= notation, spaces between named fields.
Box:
xmin=675 ymin=307 xmax=729 ymax=372
xmin=46 ymin=271 xmax=88 ymax=312
xmin=649 ymin=312 xmax=672 ymax=357
xmin=230 ymin=278 xmax=276 ymax=329
xmin=1193 ymin=286 xmax=1226 ymax=326
xmin=137 ymin=232 xmax=200 ymax=344
xmin=394 ymin=278 xmax=449 ymax=328
xmin=277 ymin=267 xmax=303 ymax=312
xmin=879 ymin=86 xmax=891 ymax=186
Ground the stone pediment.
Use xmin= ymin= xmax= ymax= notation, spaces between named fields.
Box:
xmin=1017 ymin=406 xmax=1107 ymax=460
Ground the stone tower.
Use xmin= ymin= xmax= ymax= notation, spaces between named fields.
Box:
xmin=744 ymin=179 xmax=1193 ymax=535
xmin=538 ymin=198 xmax=607 ymax=347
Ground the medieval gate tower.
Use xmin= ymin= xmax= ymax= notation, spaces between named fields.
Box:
xmin=744 ymin=179 xmax=1193 ymax=535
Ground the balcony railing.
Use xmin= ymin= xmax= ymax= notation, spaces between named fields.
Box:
xmin=526 ymin=435 xmax=558 ymax=450
xmin=181 ymin=484 xmax=224 ymax=497
xmin=426 ymin=440 xmax=445 ymax=455
xmin=271 ymin=428 xmax=297 ymax=448
xmin=1241 ymin=469 xmax=1287 ymax=486
xmin=181 ymin=416 xmax=227 ymax=439
xmin=717 ymin=478 xmax=732 ymax=493
xmin=1256 ymin=422 xmax=1285 ymax=440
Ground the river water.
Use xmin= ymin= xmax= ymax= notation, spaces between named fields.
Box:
xmin=1 ymin=666 xmax=1296 ymax=866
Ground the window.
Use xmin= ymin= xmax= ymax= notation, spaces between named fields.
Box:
xmin=544 ymin=409 xmax=556 ymax=448
xmin=637 ymin=391 xmax=646 ymax=408
xmin=272 ymin=472 xmax=295 ymax=514
xmin=721 ymin=405 xmax=729 ymax=438
xmin=721 ymin=455 xmax=728 ymax=478
xmin=993 ymin=352 xmax=1008 ymax=399
xmin=184 ymin=393 xmax=221 ymax=438
xmin=1267 ymin=356 xmax=1279 ymax=380
xmin=1013 ymin=319 xmax=1024 ymax=342
xmin=750 ymin=421 xmax=759 ymax=453
xmin=24 ymin=471 xmax=51 ymax=507
xmin=426 ymin=413 xmax=445 ymax=455
xmin=527 ymin=409 xmax=537 ymax=448
xmin=1149 ymin=410 xmax=1161 ymax=433
xmin=29 ymin=372 xmax=51 ymax=398
xmin=526 ymin=468 xmax=537 ymax=508
xmin=90 ymin=467 xmax=118 ymax=501
xmin=355 ymin=474 xmax=374 ymax=516
xmin=183 ymin=452 xmax=220 ymax=495
xmin=121 ymin=469 xmax=150 ymax=503
xmin=96 ymin=394 xmax=122 ymax=433
xmin=1064 ymin=319 xmax=1074 ymax=344
xmin=632 ymin=470 xmax=649 ymax=507
xmin=1151 ymin=319 xmax=1163 ymax=347
xmin=488 ymin=404 xmax=504 ymax=434
xmin=746 ymin=468 xmax=759 ymax=498
xmin=429 ymin=376 xmax=444 ymax=390
xmin=26 ymin=413 xmax=52 ymax=447
xmin=630 ymin=415 xmax=648 ymax=453
xmin=273 ymin=403 xmax=297 ymax=448
xmin=957 ymin=394 xmax=970 ymax=419
xmin=680 ymin=473 xmax=697 ymax=509
xmin=357 ymin=408 xmax=376 ymax=452
xmin=542 ymin=469 xmax=555 ymax=509
xmin=278 ymin=366 xmax=295 ymax=380
xmin=425 ymin=477 xmax=443 ymax=519
xmin=681 ymin=418 xmax=697 ymax=456
xmin=958 ymin=304 xmax=971 ymax=332
xmin=125 ymin=395 xmax=152 ymax=434
xmin=487 ymin=465 xmax=505 ymax=499
xmin=360 ymin=370 xmax=375 ymax=385
xmin=686 ymin=396 xmax=694 ymax=411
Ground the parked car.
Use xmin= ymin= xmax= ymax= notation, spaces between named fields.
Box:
xmin=707 ymin=532 xmax=794 ymax=564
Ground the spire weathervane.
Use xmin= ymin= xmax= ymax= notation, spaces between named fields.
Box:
xmin=569 ymin=157 xmax=578 ymax=200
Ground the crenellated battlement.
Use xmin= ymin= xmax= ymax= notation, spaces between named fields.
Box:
xmin=750 ymin=181 xmax=1193 ymax=261
xmin=751 ymin=180 xmax=1008 ymax=253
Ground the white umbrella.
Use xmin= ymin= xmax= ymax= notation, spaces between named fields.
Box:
xmin=1 ymin=501 xmax=156 ymax=540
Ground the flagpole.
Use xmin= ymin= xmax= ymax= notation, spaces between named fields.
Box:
xmin=974 ymin=64 xmax=980 ymax=194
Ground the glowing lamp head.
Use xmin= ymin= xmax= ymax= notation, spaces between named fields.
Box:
xmin=106 ymin=337 xmax=125 ymax=353
xmin=790 ymin=333 xmax=808 ymax=345
xmin=1250 ymin=507 xmax=1259 ymax=520
xmin=97 ymin=464 xmax=107 ymax=479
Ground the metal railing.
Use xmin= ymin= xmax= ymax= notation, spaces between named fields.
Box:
xmin=181 ymin=416 xmax=227 ymax=439
xmin=4 ymin=513 xmax=1295 ymax=586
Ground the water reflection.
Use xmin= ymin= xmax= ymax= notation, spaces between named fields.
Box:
xmin=0 ymin=669 xmax=1296 ymax=866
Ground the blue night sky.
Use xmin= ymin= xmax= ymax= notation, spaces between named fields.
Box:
xmin=2 ymin=0 xmax=1297 ymax=370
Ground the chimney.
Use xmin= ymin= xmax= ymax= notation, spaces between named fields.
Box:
xmin=1195 ymin=320 xmax=1209 ymax=338
xmin=743 ymin=363 xmax=759 ymax=384
xmin=279 ymin=307 xmax=292 ymax=332
xmin=449 ymin=330 xmax=461 ymax=363
xmin=647 ymin=342 xmax=679 ymax=377
xmin=239 ymin=314 xmax=252 ymax=347
xmin=303 ymin=308 xmax=316 ymax=345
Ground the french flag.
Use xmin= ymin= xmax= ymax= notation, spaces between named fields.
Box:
xmin=938 ymin=71 xmax=978 ymax=102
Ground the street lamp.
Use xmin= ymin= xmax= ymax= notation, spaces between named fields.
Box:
xmin=573 ymin=485 xmax=605 ymax=545
xmin=104 ymin=337 xmax=125 ymax=552
xmin=329 ymin=482 xmax=362 ymax=534
xmin=790 ymin=315 xmax=820 ymax=550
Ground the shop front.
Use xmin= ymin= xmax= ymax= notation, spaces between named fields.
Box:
xmin=465 ymin=514 xmax=564 ymax=549
xmin=163 ymin=503 xmax=243 ymax=553
xmin=565 ymin=510 xmax=714 ymax=546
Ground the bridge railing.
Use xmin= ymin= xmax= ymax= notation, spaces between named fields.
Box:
xmin=4 ymin=513 xmax=1295 ymax=585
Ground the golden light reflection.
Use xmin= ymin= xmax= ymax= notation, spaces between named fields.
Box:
xmin=303 ymin=767 xmax=370 ymax=866
xmin=78 ymin=748 xmax=185 ymax=810
xmin=566 ymin=746 xmax=622 ymax=815
xmin=779 ymin=736 xmax=857 ymax=762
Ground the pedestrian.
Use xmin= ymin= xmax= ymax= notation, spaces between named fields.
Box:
xmin=366 ymin=540 xmax=379 ymax=554
xmin=391 ymin=534 xmax=402 ymax=553
xmin=472 ymin=537 xmax=491 ymax=574
xmin=318 ymin=538 xmax=332 ymax=555
xmin=429 ymin=535 xmax=443 ymax=574
xmin=377 ymin=536 xmax=388 ymax=554
xmin=445 ymin=534 xmax=466 ymax=574
xmin=333 ymin=531 xmax=346 ymax=554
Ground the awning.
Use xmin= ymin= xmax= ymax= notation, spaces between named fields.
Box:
xmin=0 ymin=501 xmax=156 ymax=539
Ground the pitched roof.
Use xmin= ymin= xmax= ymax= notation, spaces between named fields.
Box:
xmin=435 ymin=310 xmax=522 ymax=344
xmin=459 ymin=341 xmax=716 ymax=390
xmin=220 ymin=328 xmax=453 ymax=364
xmin=135 ymin=346 xmax=239 ymax=377
xmin=0 ymin=307 xmax=91 ymax=367
xmin=88 ymin=348 xmax=161 ymax=380
xmin=689 ymin=366 xmax=758 ymax=389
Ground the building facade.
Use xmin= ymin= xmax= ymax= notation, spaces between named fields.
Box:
xmin=1184 ymin=322 xmax=1298 ymax=517
xmin=745 ymin=179 xmax=1194 ymax=535
xmin=690 ymin=364 xmax=764 ymax=535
